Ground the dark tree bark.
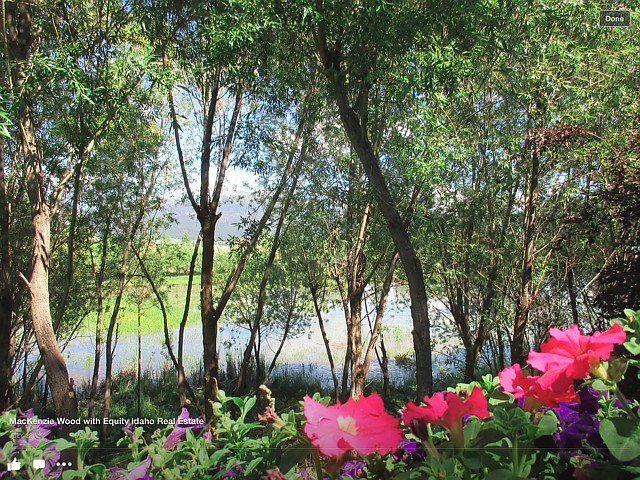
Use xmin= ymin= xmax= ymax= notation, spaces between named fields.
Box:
xmin=314 ymin=29 xmax=433 ymax=398
xmin=512 ymin=134 xmax=540 ymax=366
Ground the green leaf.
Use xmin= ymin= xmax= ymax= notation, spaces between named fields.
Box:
xmin=591 ymin=378 xmax=615 ymax=391
xmin=625 ymin=336 xmax=640 ymax=355
xmin=537 ymin=412 xmax=559 ymax=436
xmin=600 ymin=417 xmax=640 ymax=462
xmin=244 ymin=456 xmax=263 ymax=475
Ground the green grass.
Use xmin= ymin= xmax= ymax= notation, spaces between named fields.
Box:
xmin=82 ymin=275 xmax=202 ymax=336
xmin=167 ymin=274 xmax=202 ymax=285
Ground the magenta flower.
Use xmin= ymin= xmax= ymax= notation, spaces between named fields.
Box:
xmin=499 ymin=364 xmax=578 ymax=411
xmin=527 ymin=322 xmax=626 ymax=379
xmin=303 ymin=393 xmax=402 ymax=457
xmin=402 ymin=386 xmax=489 ymax=447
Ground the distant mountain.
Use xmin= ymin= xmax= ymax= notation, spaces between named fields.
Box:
xmin=162 ymin=200 xmax=252 ymax=241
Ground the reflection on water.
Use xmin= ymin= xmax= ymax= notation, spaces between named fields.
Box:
xmin=62 ymin=291 xmax=460 ymax=389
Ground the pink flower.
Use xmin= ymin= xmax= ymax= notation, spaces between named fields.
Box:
xmin=527 ymin=322 xmax=626 ymax=379
xmin=499 ymin=364 xmax=578 ymax=410
xmin=261 ymin=468 xmax=287 ymax=480
xmin=303 ymin=393 xmax=402 ymax=457
xmin=402 ymin=386 xmax=489 ymax=447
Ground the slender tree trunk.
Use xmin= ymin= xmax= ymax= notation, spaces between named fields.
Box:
xmin=512 ymin=140 xmax=540 ymax=366
xmin=263 ymin=297 xmax=295 ymax=384
xmin=205 ymin=112 xmax=303 ymax=419
xmin=178 ymin=233 xmax=201 ymax=407
xmin=54 ymin=154 xmax=85 ymax=329
xmin=101 ymin=234 xmax=133 ymax=447
xmin=88 ymin=223 xmax=110 ymax=419
xmin=348 ymin=291 xmax=364 ymax=398
xmin=356 ymin=252 xmax=399 ymax=395
xmin=132 ymin=245 xmax=201 ymax=413
xmin=199 ymin=86 xmax=243 ymax=421
xmin=315 ymin=32 xmax=432 ymax=397
xmin=310 ymin=284 xmax=339 ymax=401
xmin=567 ymin=262 xmax=579 ymax=325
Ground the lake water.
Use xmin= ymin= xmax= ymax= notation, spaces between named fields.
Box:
xmin=61 ymin=290 xmax=462 ymax=389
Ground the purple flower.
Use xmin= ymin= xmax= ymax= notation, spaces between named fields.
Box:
xmin=122 ymin=422 xmax=137 ymax=443
xmin=392 ymin=439 xmax=425 ymax=462
xmin=162 ymin=408 xmax=205 ymax=449
xmin=220 ymin=464 xmax=243 ymax=477
xmin=107 ymin=456 xmax=153 ymax=480
xmin=552 ymin=387 xmax=604 ymax=453
xmin=340 ymin=460 xmax=366 ymax=479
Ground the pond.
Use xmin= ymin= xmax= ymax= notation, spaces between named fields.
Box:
xmin=61 ymin=290 xmax=461 ymax=390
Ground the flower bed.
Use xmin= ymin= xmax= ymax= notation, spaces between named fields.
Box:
xmin=2 ymin=309 xmax=640 ymax=479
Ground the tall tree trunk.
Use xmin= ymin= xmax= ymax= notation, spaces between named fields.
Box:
xmin=315 ymin=31 xmax=432 ymax=397
xmin=89 ymin=223 xmax=110 ymax=419
xmin=512 ymin=140 xmax=540 ymax=366
xmin=355 ymin=252 xmax=399 ymax=396
xmin=54 ymin=154 xmax=85 ymax=329
xmin=101 ymin=233 xmax=133 ymax=447
xmin=199 ymin=85 xmax=242 ymax=421
xmin=28 ymin=208 xmax=78 ymax=426
xmin=132 ymin=245 xmax=201 ymax=413
xmin=310 ymin=285 xmax=340 ymax=401
xmin=204 ymin=110 xmax=303 ymax=418
xmin=9 ymin=0 xmax=78 ymax=425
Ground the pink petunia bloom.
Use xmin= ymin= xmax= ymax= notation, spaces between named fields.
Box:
xmin=303 ymin=393 xmax=403 ymax=457
xmin=499 ymin=364 xmax=578 ymax=411
xmin=402 ymin=386 xmax=489 ymax=447
xmin=527 ymin=322 xmax=626 ymax=380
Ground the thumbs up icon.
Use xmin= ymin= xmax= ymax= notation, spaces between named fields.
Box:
xmin=7 ymin=459 xmax=21 ymax=471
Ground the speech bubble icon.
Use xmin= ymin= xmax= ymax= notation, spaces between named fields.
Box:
xmin=33 ymin=459 xmax=46 ymax=470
